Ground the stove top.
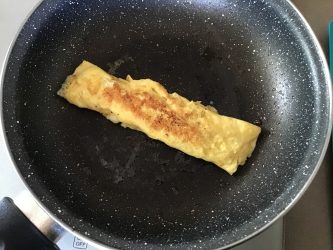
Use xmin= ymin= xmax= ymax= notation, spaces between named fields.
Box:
xmin=0 ymin=0 xmax=286 ymax=249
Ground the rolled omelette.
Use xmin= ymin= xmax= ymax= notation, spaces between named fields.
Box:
xmin=58 ymin=61 xmax=261 ymax=174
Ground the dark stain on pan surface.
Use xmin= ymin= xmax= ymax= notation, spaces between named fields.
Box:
xmin=2 ymin=0 xmax=331 ymax=249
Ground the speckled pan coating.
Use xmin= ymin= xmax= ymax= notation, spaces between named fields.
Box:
xmin=1 ymin=0 xmax=332 ymax=249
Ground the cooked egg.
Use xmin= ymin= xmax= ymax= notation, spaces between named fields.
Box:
xmin=58 ymin=60 xmax=261 ymax=174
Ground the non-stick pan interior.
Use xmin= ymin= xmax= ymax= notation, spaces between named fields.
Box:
xmin=2 ymin=0 xmax=331 ymax=249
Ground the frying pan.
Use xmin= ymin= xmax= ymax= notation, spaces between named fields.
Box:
xmin=0 ymin=0 xmax=332 ymax=249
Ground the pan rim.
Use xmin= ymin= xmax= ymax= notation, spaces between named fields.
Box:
xmin=0 ymin=0 xmax=332 ymax=249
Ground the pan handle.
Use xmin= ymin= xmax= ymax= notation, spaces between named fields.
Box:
xmin=0 ymin=195 xmax=62 ymax=250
